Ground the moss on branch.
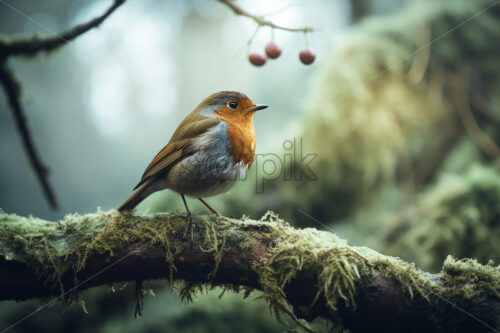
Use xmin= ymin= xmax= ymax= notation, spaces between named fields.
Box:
xmin=0 ymin=209 xmax=499 ymax=332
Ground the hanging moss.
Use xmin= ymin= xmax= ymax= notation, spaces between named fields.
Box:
xmin=386 ymin=164 xmax=500 ymax=272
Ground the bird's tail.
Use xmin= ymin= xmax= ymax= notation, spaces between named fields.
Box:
xmin=117 ymin=180 xmax=153 ymax=212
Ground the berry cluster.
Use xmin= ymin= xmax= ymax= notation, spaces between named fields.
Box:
xmin=249 ymin=42 xmax=316 ymax=67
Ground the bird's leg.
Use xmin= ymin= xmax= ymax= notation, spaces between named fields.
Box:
xmin=181 ymin=194 xmax=195 ymax=241
xmin=198 ymin=198 xmax=221 ymax=216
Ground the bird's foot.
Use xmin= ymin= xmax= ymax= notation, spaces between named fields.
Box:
xmin=182 ymin=213 xmax=196 ymax=242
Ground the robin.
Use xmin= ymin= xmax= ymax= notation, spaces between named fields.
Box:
xmin=118 ymin=91 xmax=268 ymax=239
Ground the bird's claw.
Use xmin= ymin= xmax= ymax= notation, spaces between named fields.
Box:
xmin=183 ymin=213 xmax=195 ymax=243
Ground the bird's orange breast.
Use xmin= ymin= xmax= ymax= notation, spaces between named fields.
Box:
xmin=214 ymin=112 xmax=256 ymax=167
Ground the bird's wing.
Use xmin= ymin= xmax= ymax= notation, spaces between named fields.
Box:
xmin=133 ymin=117 xmax=221 ymax=190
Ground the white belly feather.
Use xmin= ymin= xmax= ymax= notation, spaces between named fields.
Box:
xmin=164 ymin=122 xmax=249 ymax=198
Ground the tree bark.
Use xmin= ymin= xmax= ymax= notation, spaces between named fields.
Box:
xmin=0 ymin=210 xmax=498 ymax=333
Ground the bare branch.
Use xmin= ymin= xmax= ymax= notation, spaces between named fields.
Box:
xmin=0 ymin=210 xmax=499 ymax=332
xmin=0 ymin=0 xmax=126 ymax=57
xmin=0 ymin=64 xmax=58 ymax=208
xmin=218 ymin=0 xmax=313 ymax=33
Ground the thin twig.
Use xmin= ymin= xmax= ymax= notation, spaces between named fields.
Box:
xmin=452 ymin=69 xmax=500 ymax=160
xmin=0 ymin=0 xmax=125 ymax=57
xmin=134 ymin=280 xmax=144 ymax=318
xmin=457 ymin=95 xmax=500 ymax=159
xmin=218 ymin=0 xmax=313 ymax=33
xmin=407 ymin=24 xmax=431 ymax=85
xmin=469 ymin=88 xmax=500 ymax=124
xmin=0 ymin=64 xmax=58 ymax=208
xmin=445 ymin=69 xmax=500 ymax=122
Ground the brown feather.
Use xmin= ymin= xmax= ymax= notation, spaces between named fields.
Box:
xmin=118 ymin=179 xmax=153 ymax=211
xmin=170 ymin=112 xmax=222 ymax=141
xmin=133 ymin=140 xmax=193 ymax=189
xmin=132 ymin=116 xmax=221 ymax=190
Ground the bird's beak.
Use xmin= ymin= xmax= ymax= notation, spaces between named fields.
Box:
xmin=248 ymin=104 xmax=268 ymax=112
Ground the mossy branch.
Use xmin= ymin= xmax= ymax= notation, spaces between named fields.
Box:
xmin=0 ymin=209 xmax=499 ymax=333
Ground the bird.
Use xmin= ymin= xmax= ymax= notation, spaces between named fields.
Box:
xmin=118 ymin=91 xmax=268 ymax=239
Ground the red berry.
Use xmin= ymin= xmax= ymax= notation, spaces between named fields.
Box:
xmin=265 ymin=42 xmax=282 ymax=59
xmin=299 ymin=49 xmax=316 ymax=65
xmin=249 ymin=53 xmax=267 ymax=66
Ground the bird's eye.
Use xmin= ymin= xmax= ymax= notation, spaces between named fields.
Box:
xmin=228 ymin=102 xmax=238 ymax=109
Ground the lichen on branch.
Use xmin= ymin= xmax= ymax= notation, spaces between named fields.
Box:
xmin=0 ymin=209 xmax=499 ymax=332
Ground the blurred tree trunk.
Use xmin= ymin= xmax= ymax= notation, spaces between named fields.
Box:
xmin=350 ymin=0 xmax=371 ymax=22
